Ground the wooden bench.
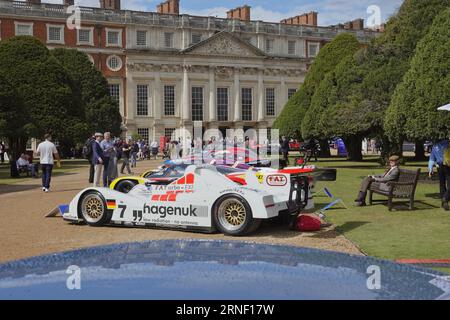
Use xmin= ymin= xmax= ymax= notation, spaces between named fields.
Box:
xmin=368 ymin=168 xmax=421 ymax=211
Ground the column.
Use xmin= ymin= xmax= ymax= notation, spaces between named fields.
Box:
xmin=257 ymin=69 xmax=264 ymax=121
xmin=126 ymin=76 xmax=135 ymax=121
xmin=233 ymin=68 xmax=240 ymax=122
xmin=154 ymin=69 xmax=161 ymax=120
xmin=182 ymin=65 xmax=190 ymax=121
xmin=209 ymin=67 xmax=216 ymax=122
xmin=280 ymin=79 xmax=287 ymax=116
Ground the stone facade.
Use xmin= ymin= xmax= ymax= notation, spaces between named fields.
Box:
xmin=0 ymin=0 xmax=380 ymax=141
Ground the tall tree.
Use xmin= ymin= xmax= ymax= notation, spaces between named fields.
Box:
xmin=318 ymin=0 xmax=450 ymax=160
xmin=0 ymin=36 xmax=82 ymax=176
xmin=384 ymin=8 xmax=450 ymax=143
xmin=51 ymin=48 xmax=122 ymax=138
xmin=0 ymin=75 xmax=27 ymax=177
xmin=301 ymin=34 xmax=360 ymax=140
xmin=273 ymin=33 xmax=361 ymax=143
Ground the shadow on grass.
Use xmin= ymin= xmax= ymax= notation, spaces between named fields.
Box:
xmin=424 ymin=193 xmax=442 ymax=200
xmin=334 ymin=221 xmax=370 ymax=234
xmin=369 ymin=200 xmax=439 ymax=211
xmin=308 ymin=221 xmax=369 ymax=239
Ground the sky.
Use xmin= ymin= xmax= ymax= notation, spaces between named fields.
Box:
xmin=43 ymin=0 xmax=404 ymax=26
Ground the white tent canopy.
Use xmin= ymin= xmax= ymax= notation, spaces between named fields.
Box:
xmin=437 ymin=103 xmax=450 ymax=111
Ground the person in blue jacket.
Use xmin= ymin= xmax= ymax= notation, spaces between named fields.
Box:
xmin=428 ymin=139 xmax=450 ymax=207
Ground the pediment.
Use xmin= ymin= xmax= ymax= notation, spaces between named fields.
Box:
xmin=181 ymin=31 xmax=266 ymax=58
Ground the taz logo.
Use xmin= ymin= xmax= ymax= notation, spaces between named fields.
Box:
xmin=266 ymin=174 xmax=287 ymax=186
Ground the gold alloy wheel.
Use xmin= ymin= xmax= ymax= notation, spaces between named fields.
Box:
xmin=224 ymin=203 xmax=246 ymax=226
xmin=217 ymin=198 xmax=248 ymax=232
xmin=81 ymin=194 xmax=105 ymax=223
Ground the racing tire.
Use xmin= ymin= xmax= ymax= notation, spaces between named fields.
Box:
xmin=115 ymin=180 xmax=138 ymax=194
xmin=78 ymin=191 xmax=112 ymax=227
xmin=213 ymin=194 xmax=256 ymax=236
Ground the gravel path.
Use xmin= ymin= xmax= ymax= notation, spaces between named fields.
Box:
xmin=0 ymin=160 xmax=362 ymax=263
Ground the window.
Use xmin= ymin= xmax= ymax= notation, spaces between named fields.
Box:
xmin=241 ymin=88 xmax=253 ymax=121
xmin=164 ymin=85 xmax=175 ymax=116
xmin=136 ymin=30 xmax=147 ymax=46
xmin=191 ymin=87 xmax=203 ymax=121
xmin=108 ymin=84 xmax=120 ymax=103
xmin=165 ymin=128 xmax=176 ymax=140
xmin=191 ymin=33 xmax=202 ymax=45
xmin=217 ymin=88 xmax=228 ymax=122
xmin=308 ymin=43 xmax=319 ymax=57
xmin=107 ymin=29 xmax=122 ymax=47
xmin=47 ymin=25 xmax=64 ymax=44
xmin=137 ymin=128 xmax=149 ymax=144
xmin=265 ymin=39 xmax=274 ymax=53
xmin=106 ymin=55 xmax=122 ymax=71
xmin=164 ymin=32 xmax=174 ymax=48
xmin=136 ymin=85 xmax=149 ymax=116
xmin=77 ymin=28 xmax=92 ymax=45
xmin=288 ymin=88 xmax=297 ymax=99
xmin=288 ymin=40 xmax=296 ymax=55
xmin=15 ymin=22 xmax=33 ymax=36
xmin=266 ymin=88 xmax=275 ymax=116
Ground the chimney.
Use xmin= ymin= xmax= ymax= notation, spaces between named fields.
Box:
xmin=227 ymin=5 xmax=251 ymax=21
xmin=157 ymin=0 xmax=180 ymax=15
xmin=351 ymin=18 xmax=364 ymax=30
xmin=281 ymin=11 xmax=318 ymax=27
xmin=307 ymin=11 xmax=318 ymax=26
xmin=99 ymin=0 xmax=121 ymax=10
xmin=63 ymin=0 xmax=74 ymax=6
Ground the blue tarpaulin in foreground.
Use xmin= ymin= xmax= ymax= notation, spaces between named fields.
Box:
xmin=0 ymin=240 xmax=448 ymax=300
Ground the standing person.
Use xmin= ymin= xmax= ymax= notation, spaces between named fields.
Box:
xmin=280 ymin=136 xmax=290 ymax=167
xmin=428 ymin=139 xmax=449 ymax=208
xmin=0 ymin=141 xmax=6 ymax=164
xmin=170 ymin=141 xmax=179 ymax=160
xmin=131 ymin=141 xmax=139 ymax=168
xmin=100 ymin=132 xmax=114 ymax=187
xmin=36 ymin=134 xmax=60 ymax=193
xmin=108 ymin=140 xmax=119 ymax=184
xmin=440 ymin=142 xmax=450 ymax=211
xmin=150 ymin=139 xmax=159 ymax=160
xmin=83 ymin=134 xmax=95 ymax=183
xmin=354 ymin=155 xmax=400 ymax=207
xmin=120 ymin=140 xmax=132 ymax=174
xmin=92 ymin=133 xmax=104 ymax=187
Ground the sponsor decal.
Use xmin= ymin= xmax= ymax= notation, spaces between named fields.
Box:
xmin=256 ymin=172 xmax=264 ymax=184
xmin=143 ymin=204 xmax=198 ymax=219
xmin=266 ymin=174 xmax=287 ymax=186
xmin=106 ymin=199 xmax=117 ymax=209
xmin=150 ymin=174 xmax=195 ymax=201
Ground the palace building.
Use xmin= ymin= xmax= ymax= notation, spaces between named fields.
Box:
xmin=0 ymin=0 xmax=380 ymax=142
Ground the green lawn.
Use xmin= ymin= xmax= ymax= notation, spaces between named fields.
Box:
xmin=0 ymin=159 xmax=89 ymax=185
xmin=302 ymin=156 xmax=450 ymax=272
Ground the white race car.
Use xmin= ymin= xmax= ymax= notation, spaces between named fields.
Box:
xmin=63 ymin=165 xmax=309 ymax=236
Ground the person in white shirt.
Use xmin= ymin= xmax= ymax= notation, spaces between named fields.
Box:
xmin=36 ymin=134 xmax=60 ymax=192
xmin=150 ymin=140 xmax=159 ymax=160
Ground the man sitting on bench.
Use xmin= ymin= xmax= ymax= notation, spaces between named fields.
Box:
xmin=16 ymin=153 xmax=38 ymax=177
xmin=354 ymin=155 xmax=400 ymax=206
